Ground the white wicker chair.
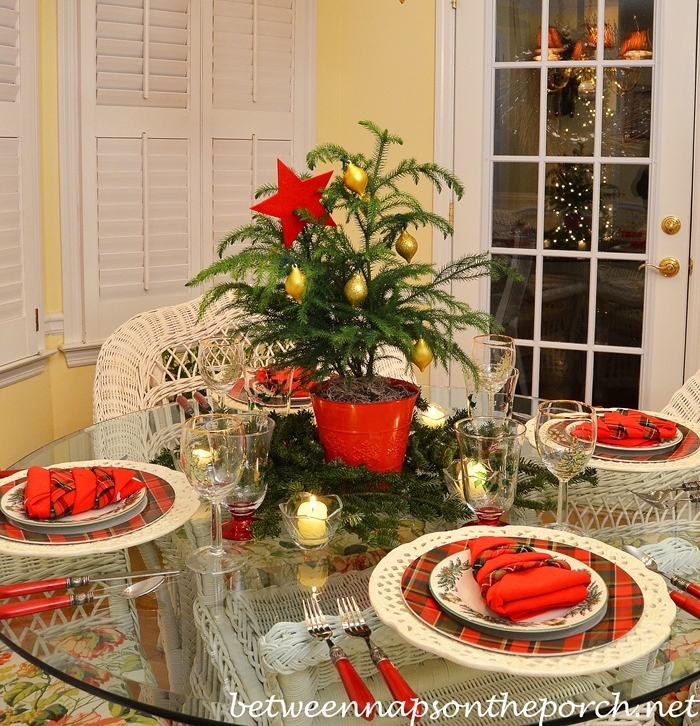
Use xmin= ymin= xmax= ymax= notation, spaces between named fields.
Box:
xmin=662 ymin=369 xmax=700 ymax=422
xmin=93 ymin=295 xmax=414 ymax=425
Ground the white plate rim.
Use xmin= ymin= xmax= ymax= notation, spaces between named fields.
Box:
xmin=427 ymin=547 xmax=608 ymax=640
xmin=369 ymin=525 xmax=675 ymax=676
xmin=0 ymin=479 xmax=147 ymax=531
xmin=0 ymin=461 xmax=201 ymax=557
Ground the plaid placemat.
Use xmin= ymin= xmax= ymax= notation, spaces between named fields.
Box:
xmin=401 ymin=537 xmax=643 ymax=656
xmin=593 ymin=423 xmax=699 ymax=463
xmin=0 ymin=471 xmax=175 ymax=544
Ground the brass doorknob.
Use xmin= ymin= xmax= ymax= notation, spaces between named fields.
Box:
xmin=638 ymin=257 xmax=681 ymax=277
xmin=661 ymin=216 xmax=682 ymax=235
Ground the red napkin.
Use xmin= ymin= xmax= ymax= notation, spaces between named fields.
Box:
xmin=24 ymin=466 xmax=145 ymax=520
xmin=575 ymin=409 xmax=677 ymax=448
xmin=467 ymin=537 xmax=591 ymax=621
xmin=256 ymin=366 xmax=311 ymax=398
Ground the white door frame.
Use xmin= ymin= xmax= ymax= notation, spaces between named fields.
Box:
xmin=433 ymin=0 xmax=700 ymax=403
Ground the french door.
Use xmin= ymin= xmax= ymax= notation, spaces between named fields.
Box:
xmin=449 ymin=0 xmax=698 ymax=410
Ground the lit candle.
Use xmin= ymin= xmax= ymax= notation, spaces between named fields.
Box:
xmin=422 ymin=403 xmax=448 ymax=428
xmin=466 ymin=460 xmax=489 ymax=492
xmin=296 ymin=495 xmax=328 ymax=545
xmin=192 ymin=448 xmax=213 ymax=466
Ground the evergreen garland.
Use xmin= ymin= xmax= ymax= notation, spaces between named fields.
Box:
xmin=153 ymin=405 xmax=598 ymax=550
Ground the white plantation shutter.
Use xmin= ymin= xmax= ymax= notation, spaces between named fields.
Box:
xmin=68 ymin=0 xmax=312 ymax=348
xmin=81 ymin=0 xmax=199 ymax=340
xmin=96 ymin=0 xmax=189 ymax=108
xmin=212 ymin=137 xmax=291 ymax=249
xmin=212 ymin=0 xmax=293 ymax=112
xmin=96 ymin=137 xmax=190 ymax=301
xmin=0 ymin=1 xmax=41 ymax=368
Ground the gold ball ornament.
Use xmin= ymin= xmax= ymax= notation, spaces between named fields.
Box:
xmin=343 ymin=273 xmax=368 ymax=307
xmin=284 ymin=264 xmax=306 ymax=304
xmin=343 ymin=161 xmax=368 ymax=196
xmin=411 ymin=338 xmax=433 ymax=372
xmin=395 ymin=230 xmax=418 ymax=262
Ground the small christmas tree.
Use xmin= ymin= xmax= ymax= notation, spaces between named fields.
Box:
xmin=189 ymin=121 xmax=513 ymax=400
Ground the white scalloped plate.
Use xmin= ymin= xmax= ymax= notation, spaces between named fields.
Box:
xmin=0 ymin=461 xmax=201 ymax=557
xmin=369 ymin=525 xmax=675 ymax=677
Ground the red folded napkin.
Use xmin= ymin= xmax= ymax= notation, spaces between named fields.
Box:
xmin=575 ymin=409 xmax=677 ymax=448
xmin=467 ymin=536 xmax=591 ymax=621
xmin=24 ymin=466 xmax=145 ymax=520
xmin=256 ymin=366 xmax=311 ymax=398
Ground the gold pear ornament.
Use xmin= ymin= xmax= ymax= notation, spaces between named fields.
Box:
xmin=395 ymin=229 xmax=418 ymax=263
xmin=343 ymin=160 xmax=368 ymax=196
xmin=344 ymin=272 xmax=368 ymax=307
xmin=285 ymin=264 xmax=306 ymax=303
xmin=411 ymin=337 xmax=433 ymax=371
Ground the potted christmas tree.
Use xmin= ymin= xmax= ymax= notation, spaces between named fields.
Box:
xmin=188 ymin=121 xmax=511 ymax=472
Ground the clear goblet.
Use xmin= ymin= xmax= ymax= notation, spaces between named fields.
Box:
xmin=180 ymin=414 xmax=247 ymax=574
xmin=453 ymin=417 xmax=526 ymax=525
xmin=534 ymin=400 xmax=597 ymax=535
xmin=197 ymin=336 xmax=243 ymax=410
xmin=470 ymin=334 xmax=516 ymax=416
xmin=222 ymin=412 xmax=276 ymax=541
xmin=241 ymin=341 xmax=295 ymax=413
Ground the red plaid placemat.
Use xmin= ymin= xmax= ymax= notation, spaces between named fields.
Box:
xmin=593 ymin=424 xmax=699 ymax=463
xmin=401 ymin=537 xmax=643 ymax=656
xmin=0 ymin=471 xmax=175 ymax=544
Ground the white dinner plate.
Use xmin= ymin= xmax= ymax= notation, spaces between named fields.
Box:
xmin=0 ymin=480 xmax=147 ymax=534
xmin=428 ymin=547 xmax=608 ymax=641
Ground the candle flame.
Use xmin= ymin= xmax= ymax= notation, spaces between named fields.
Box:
xmin=309 ymin=495 xmax=317 ymax=513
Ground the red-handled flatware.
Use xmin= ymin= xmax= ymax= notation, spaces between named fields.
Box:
xmin=338 ymin=596 xmax=422 ymax=720
xmin=303 ymin=598 xmax=376 ymax=720
xmin=670 ymin=590 xmax=700 ymax=619
xmin=0 ymin=570 xmax=180 ymax=598
xmin=622 ymin=545 xmax=700 ymax=599
xmin=0 ymin=593 xmax=94 ymax=619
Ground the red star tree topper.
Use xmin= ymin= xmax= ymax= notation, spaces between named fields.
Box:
xmin=250 ymin=159 xmax=336 ymax=248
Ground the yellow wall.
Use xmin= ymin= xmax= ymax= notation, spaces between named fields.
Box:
xmin=0 ymin=0 xmax=437 ymax=467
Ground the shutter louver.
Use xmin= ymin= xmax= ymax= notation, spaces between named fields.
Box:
xmin=97 ymin=136 xmax=190 ymax=302
xmin=212 ymin=137 xmax=290 ymax=249
xmin=213 ymin=0 xmax=293 ymax=111
xmin=0 ymin=3 xmax=19 ymax=104
xmin=96 ymin=0 xmax=189 ymax=108
xmin=0 ymin=136 xmax=21 ymax=324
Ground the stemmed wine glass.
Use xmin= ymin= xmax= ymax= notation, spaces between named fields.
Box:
xmin=222 ymin=412 xmax=276 ymax=541
xmin=180 ymin=414 xmax=247 ymax=574
xmin=471 ymin=334 xmax=516 ymax=416
xmin=534 ymin=400 xmax=597 ymax=535
xmin=197 ymin=336 xmax=243 ymax=410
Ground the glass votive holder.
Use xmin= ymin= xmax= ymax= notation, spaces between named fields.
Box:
xmin=279 ymin=493 xmax=343 ymax=550
xmin=421 ymin=402 xmax=449 ymax=428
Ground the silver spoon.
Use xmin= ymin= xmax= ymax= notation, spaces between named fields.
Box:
xmin=622 ymin=544 xmax=700 ymax=600
xmin=118 ymin=575 xmax=165 ymax=598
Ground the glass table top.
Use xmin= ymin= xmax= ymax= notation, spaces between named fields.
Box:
xmin=2 ymin=389 xmax=700 ymax=726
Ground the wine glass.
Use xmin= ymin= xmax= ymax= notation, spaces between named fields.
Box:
xmin=180 ymin=414 xmax=247 ymax=574
xmin=197 ymin=336 xmax=243 ymax=410
xmin=453 ymin=417 xmax=526 ymax=525
xmin=222 ymin=412 xmax=276 ymax=541
xmin=534 ymin=400 xmax=597 ymax=535
xmin=470 ymin=334 xmax=516 ymax=416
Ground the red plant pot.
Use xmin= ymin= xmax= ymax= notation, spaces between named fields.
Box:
xmin=310 ymin=379 xmax=420 ymax=473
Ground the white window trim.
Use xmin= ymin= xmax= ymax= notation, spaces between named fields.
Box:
xmin=57 ymin=1 xmax=317 ymax=367
xmin=0 ymin=350 xmax=55 ymax=389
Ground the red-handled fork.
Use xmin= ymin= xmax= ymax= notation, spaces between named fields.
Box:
xmin=338 ymin=596 xmax=422 ymax=721
xmin=303 ymin=598 xmax=376 ymax=721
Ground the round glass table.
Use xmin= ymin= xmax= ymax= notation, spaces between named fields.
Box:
xmin=2 ymin=389 xmax=700 ymax=726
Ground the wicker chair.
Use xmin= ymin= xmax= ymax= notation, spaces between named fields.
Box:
xmin=662 ymin=368 xmax=700 ymax=422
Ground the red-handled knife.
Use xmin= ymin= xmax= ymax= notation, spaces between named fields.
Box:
xmin=622 ymin=545 xmax=700 ymax=600
xmin=0 ymin=570 xmax=180 ymax=598
xmin=0 ymin=592 xmax=94 ymax=619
